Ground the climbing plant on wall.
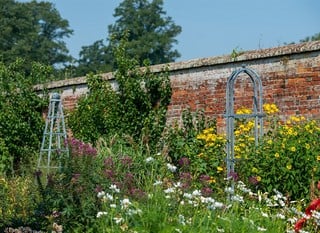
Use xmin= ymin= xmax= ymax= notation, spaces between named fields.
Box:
xmin=68 ymin=34 xmax=172 ymax=151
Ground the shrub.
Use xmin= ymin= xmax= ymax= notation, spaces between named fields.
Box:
xmin=0 ymin=59 xmax=49 ymax=175
xmin=0 ymin=176 xmax=40 ymax=231
xmin=68 ymin=36 xmax=171 ymax=153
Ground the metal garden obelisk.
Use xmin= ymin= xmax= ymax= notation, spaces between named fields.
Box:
xmin=37 ymin=93 xmax=69 ymax=174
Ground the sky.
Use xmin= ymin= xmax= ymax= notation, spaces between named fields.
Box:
xmin=20 ymin=0 xmax=320 ymax=62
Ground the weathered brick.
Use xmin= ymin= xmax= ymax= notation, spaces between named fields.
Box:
xmin=35 ymin=41 xmax=320 ymax=132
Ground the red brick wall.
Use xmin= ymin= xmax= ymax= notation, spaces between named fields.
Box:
xmin=35 ymin=41 xmax=320 ymax=132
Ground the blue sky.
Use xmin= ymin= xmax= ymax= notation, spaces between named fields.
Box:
xmin=21 ymin=0 xmax=320 ymax=61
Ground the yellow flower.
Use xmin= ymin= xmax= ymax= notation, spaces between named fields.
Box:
xmin=286 ymin=164 xmax=292 ymax=170
xmin=251 ymin=167 xmax=258 ymax=173
xmin=209 ymin=177 xmax=216 ymax=184
xmin=290 ymin=146 xmax=296 ymax=152
xmin=305 ymin=143 xmax=310 ymax=150
xmin=317 ymin=155 xmax=320 ymax=161
xmin=256 ymin=176 xmax=262 ymax=182
xmin=263 ymin=103 xmax=279 ymax=114
xmin=217 ymin=166 xmax=224 ymax=173
xmin=236 ymin=107 xmax=252 ymax=115
xmin=274 ymin=153 xmax=280 ymax=158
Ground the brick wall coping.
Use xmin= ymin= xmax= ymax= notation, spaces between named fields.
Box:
xmin=34 ymin=40 xmax=320 ymax=91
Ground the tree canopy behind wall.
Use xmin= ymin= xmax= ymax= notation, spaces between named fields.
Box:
xmin=76 ymin=0 xmax=182 ymax=76
xmin=0 ymin=0 xmax=73 ymax=70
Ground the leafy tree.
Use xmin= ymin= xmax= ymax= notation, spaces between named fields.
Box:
xmin=0 ymin=0 xmax=73 ymax=69
xmin=75 ymin=40 xmax=113 ymax=77
xmin=68 ymin=35 xmax=172 ymax=151
xmin=300 ymin=32 xmax=320 ymax=42
xmin=75 ymin=0 xmax=181 ymax=76
xmin=108 ymin=0 xmax=181 ymax=65
xmin=0 ymin=59 xmax=49 ymax=175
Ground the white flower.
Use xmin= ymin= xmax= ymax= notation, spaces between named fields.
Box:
xmin=109 ymin=184 xmax=120 ymax=193
xmin=127 ymin=208 xmax=142 ymax=216
xmin=174 ymin=182 xmax=182 ymax=188
xmin=104 ymin=193 xmax=113 ymax=201
xmin=216 ymin=228 xmax=225 ymax=232
xmin=261 ymin=212 xmax=269 ymax=218
xmin=153 ymin=180 xmax=163 ymax=186
xmin=110 ymin=204 xmax=117 ymax=208
xmin=225 ymin=187 xmax=234 ymax=194
xmin=164 ymin=187 xmax=175 ymax=194
xmin=145 ymin=157 xmax=155 ymax=163
xmin=192 ymin=190 xmax=201 ymax=197
xmin=96 ymin=211 xmax=108 ymax=218
xmin=97 ymin=191 xmax=105 ymax=198
xmin=113 ymin=217 xmax=124 ymax=224
xmin=120 ymin=198 xmax=132 ymax=209
xmin=257 ymin=226 xmax=267 ymax=231
xmin=183 ymin=193 xmax=193 ymax=199
xmin=213 ymin=201 xmax=224 ymax=209
xmin=167 ymin=163 xmax=177 ymax=172
xmin=276 ymin=213 xmax=286 ymax=219
xmin=231 ymin=194 xmax=244 ymax=203
xmin=178 ymin=214 xmax=186 ymax=225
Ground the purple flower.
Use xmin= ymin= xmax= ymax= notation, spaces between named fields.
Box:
xmin=180 ymin=172 xmax=192 ymax=181
xmin=249 ymin=176 xmax=259 ymax=186
xmin=104 ymin=157 xmax=114 ymax=169
xmin=199 ymin=174 xmax=210 ymax=183
xmin=120 ymin=155 xmax=133 ymax=167
xmin=201 ymin=187 xmax=213 ymax=197
xmin=228 ymin=171 xmax=239 ymax=182
xmin=178 ymin=157 xmax=190 ymax=167
xmin=129 ymin=188 xmax=146 ymax=199
xmin=104 ymin=169 xmax=115 ymax=179
xmin=95 ymin=185 xmax=103 ymax=193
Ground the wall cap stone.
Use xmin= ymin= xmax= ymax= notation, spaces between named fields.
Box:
xmin=34 ymin=40 xmax=320 ymax=91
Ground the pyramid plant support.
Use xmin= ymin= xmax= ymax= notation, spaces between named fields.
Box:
xmin=225 ymin=66 xmax=265 ymax=193
xmin=37 ymin=93 xmax=69 ymax=174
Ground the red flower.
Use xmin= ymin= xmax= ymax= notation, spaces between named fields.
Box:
xmin=294 ymin=217 xmax=307 ymax=232
xmin=305 ymin=198 xmax=320 ymax=216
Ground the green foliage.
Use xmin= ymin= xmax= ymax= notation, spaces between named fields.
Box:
xmin=163 ymin=109 xmax=216 ymax=164
xmin=0 ymin=0 xmax=73 ymax=70
xmin=238 ymin=116 xmax=320 ymax=201
xmin=0 ymin=176 xmax=40 ymax=230
xmin=0 ymin=59 xmax=49 ymax=175
xmin=108 ymin=0 xmax=182 ymax=66
xmin=75 ymin=0 xmax=182 ymax=76
xmin=34 ymin=138 xmax=102 ymax=232
xmin=75 ymin=40 xmax=113 ymax=76
xmin=68 ymin=36 xmax=172 ymax=150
